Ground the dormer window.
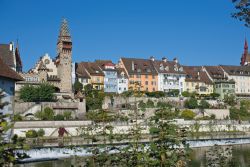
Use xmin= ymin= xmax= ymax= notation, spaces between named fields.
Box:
xmin=179 ymin=67 xmax=183 ymax=72
xmin=160 ymin=65 xmax=164 ymax=71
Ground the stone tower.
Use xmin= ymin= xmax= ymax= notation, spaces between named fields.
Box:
xmin=57 ymin=18 xmax=72 ymax=93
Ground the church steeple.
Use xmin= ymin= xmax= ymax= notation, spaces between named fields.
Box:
xmin=244 ymin=38 xmax=248 ymax=51
xmin=241 ymin=38 xmax=250 ymax=66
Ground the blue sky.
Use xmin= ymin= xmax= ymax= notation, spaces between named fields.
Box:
xmin=0 ymin=0 xmax=249 ymax=71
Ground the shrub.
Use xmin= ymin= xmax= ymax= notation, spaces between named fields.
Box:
xmin=19 ymin=84 xmax=55 ymax=102
xmin=181 ymin=91 xmax=190 ymax=97
xmin=199 ymin=99 xmax=210 ymax=109
xmin=210 ymin=93 xmax=220 ymax=100
xmin=37 ymin=129 xmax=45 ymax=137
xmin=138 ymin=101 xmax=146 ymax=108
xmin=13 ymin=114 xmax=23 ymax=121
xmin=54 ymin=114 xmax=65 ymax=120
xmin=25 ymin=130 xmax=38 ymax=138
xmin=146 ymin=99 xmax=155 ymax=108
xmin=19 ymin=85 xmax=37 ymax=102
xmin=63 ymin=111 xmax=72 ymax=120
xmin=210 ymin=114 xmax=216 ymax=119
xmin=181 ymin=109 xmax=196 ymax=120
xmin=156 ymin=101 xmax=172 ymax=109
xmin=35 ymin=107 xmax=55 ymax=120
xmin=43 ymin=107 xmax=55 ymax=120
xmin=166 ymin=89 xmax=179 ymax=97
xmin=145 ymin=91 xmax=165 ymax=98
xmin=149 ymin=127 xmax=160 ymax=134
xmin=184 ymin=97 xmax=198 ymax=109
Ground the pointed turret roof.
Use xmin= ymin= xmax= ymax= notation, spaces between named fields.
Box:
xmin=60 ymin=18 xmax=70 ymax=36
xmin=58 ymin=18 xmax=71 ymax=42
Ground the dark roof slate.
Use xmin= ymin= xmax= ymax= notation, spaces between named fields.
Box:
xmin=0 ymin=57 xmax=23 ymax=81
xmin=220 ymin=65 xmax=250 ymax=76
xmin=0 ymin=44 xmax=15 ymax=68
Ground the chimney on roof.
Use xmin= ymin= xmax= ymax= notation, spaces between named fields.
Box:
xmin=150 ymin=56 xmax=155 ymax=61
xmin=197 ymin=71 xmax=200 ymax=80
xmin=9 ymin=42 xmax=13 ymax=51
xmin=162 ymin=57 xmax=167 ymax=62
xmin=173 ymin=57 xmax=178 ymax=64
xmin=132 ymin=61 xmax=135 ymax=71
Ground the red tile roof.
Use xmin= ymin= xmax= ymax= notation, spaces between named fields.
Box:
xmin=120 ymin=57 xmax=158 ymax=75
xmin=183 ymin=66 xmax=212 ymax=84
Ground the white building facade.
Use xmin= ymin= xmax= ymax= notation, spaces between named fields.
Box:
xmin=117 ymin=68 xmax=128 ymax=94
xmin=221 ymin=65 xmax=250 ymax=97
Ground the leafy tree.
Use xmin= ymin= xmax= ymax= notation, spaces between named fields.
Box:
xmin=181 ymin=109 xmax=196 ymax=120
xmin=148 ymin=107 xmax=190 ymax=166
xmin=0 ymin=90 xmax=27 ymax=166
xmin=184 ymin=97 xmax=198 ymax=109
xmin=232 ymin=0 xmax=250 ymax=27
xmin=73 ymin=80 xmax=83 ymax=92
xmin=83 ymin=84 xmax=93 ymax=96
xmin=84 ymin=85 xmax=105 ymax=111
xmin=224 ymin=94 xmax=237 ymax=106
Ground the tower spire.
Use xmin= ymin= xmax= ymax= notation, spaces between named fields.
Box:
xmin=58 ymin=18 xmax=71 ymax=42
xmin=244 ymin=38 xmax=248 ymax=51
xmin=241 ymin=38 xmax=249 ymax=66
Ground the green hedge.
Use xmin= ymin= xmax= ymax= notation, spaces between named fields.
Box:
xmin=20 ymin=84 xmax=55 ymax=102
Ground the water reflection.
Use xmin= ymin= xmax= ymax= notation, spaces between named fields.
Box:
xmin=15 ymin=144 xmax=250 ymax=167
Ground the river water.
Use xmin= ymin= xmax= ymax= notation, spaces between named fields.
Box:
xmin=15 ymin=144 xmax=250 ymax=167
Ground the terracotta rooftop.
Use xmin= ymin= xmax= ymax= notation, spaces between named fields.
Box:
xmin=183 ymin=66 xmax=212 ymax=84
xmin=204 ymin=66 xmax=228 ymax=80
xmin=0 ymin=57 xmax=24 ymax=81
xmin=77 ymin=62 xmax=104 ymax=76
xmin=75 ymin=63 xmax=91 ymax=79
xmin=120 ymin=57 xmax=158 ymax=75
